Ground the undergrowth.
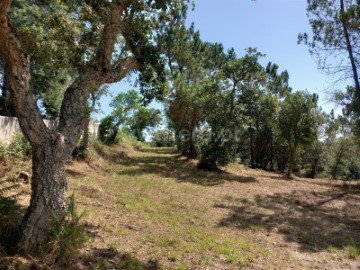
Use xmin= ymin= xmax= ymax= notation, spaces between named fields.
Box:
xmin=46 ymin=193 xmax=88 ymax=266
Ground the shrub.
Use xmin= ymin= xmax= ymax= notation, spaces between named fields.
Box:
xmin=151 ymin=129 xmax=175 ymax=147
xmin=47 ymin=194 xmax=87 ymax=266
xmin=346 ymin=241 xmax=360 ymax=259
xmin=345 ymin=160 xmax=360 ymax=180
xmin=116 ymin=130 xmax=138 ymax=144
xmin=98 ymin=115 xmax=118 ymax=144
xmin=7 ymin=132 xmax=31 ymax=157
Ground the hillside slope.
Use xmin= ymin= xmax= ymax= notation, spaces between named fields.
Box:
xmin=1 ymin=144 xmax=360 ymax=269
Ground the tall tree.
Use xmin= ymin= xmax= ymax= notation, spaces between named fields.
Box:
xmin=278 ymin=91 xmax=319 ymax=179
xmin=162 ymin=28 xmax=210 ymax=158
xmin=129 ymin=107 xmax=161 ymax=141
xmin=198 ymin=48 xmax=265 ymax=170
xmin=0 ymin=0 xmax=189 ymax=250
xmin=299 ymin=0 xmax=360 ymax=99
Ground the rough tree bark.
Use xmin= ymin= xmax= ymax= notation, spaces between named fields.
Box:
xmin=285 ymin=143 xmax=297 ymax=179
xmin=0 ymin=0 xmax=139 ymax=251
xmin=188 ymin=127 xmax=197 ymax=159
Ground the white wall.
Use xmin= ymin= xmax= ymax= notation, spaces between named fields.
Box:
xmin=0 ymin=115 xmax=98 ymax=143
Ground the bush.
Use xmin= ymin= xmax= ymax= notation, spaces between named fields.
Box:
xmin=197 ymin=129 xmax=237 ymax=171
xmin=345 ymin=160 xmax=360 ymax=180
xmin=47 ymin=194 xmax=87 ymax=266
xmin=346 ymin=241 xmax=360 ymax=259
xmin=116 ymin=130 xmax=137 ymax=144
xmin=7 ymin=132 xmax=31 ymax=157
xmin=98 ymin=115 xmax=118 ymax=144
xmin=151 ymin=129 xmax=175 ymax=147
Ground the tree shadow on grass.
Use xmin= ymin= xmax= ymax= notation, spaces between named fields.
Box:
xmin=216 ymin=189 xmax=360 ymax=252
xmin=0 ymin=247 xmax=160 ymax=270
xmin=81 ymin=248 xmax=160 ymax=270
xmin=139 ymin=147 xmax=178 ymax=155
xmin=67 ymin=169 xmax=87 ymax=178
xmin=0 ymin=196 xmax=24 ymax=255
xmin=117 ymin=150 xmax=258 ymax=186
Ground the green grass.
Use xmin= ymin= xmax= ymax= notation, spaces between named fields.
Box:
xmin=93 ymin=149 xmax=265 ymax=268
xmin=345 ymin=241 xmax=360 ymax=259
xmin=65 ymin=145 xmax=271 ymax=268
xmin=327 ymin=245 xmax=339 ymax=253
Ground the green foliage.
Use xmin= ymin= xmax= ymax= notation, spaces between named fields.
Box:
xmin=101 ymin=89 xmax=161 ymax=144
xmin=162 ymin=26 xmax=212 ymax=158
xmin=0 ymin=140 xmax=7 ymax=162
xmin=198 ymin=48 xmax=266 ymax=170
xmin=98 ymin=115 xmax=118 ymax=145
xmin=48 ymin=194 xmax=87 ymax=265
xmin=346 ymin=241 xmax=360 ymax=259
xmin=7 ymin=132 xmax=31 ymax=157
xmin=299 ymin=0 xmax=360 ymax=90
xmin=129 ymin=108 xmax=161 ymax=141
xmin=345 ymin=159 xmax=360 ymax=180
xmin=151 ymin=129 xmax=175 ymax=147
xmin=6 ymin=0 xmax=191 ymax=118
xmin=9 ymin=0 xmax=81 ymax=118
xmin=278 ymin=91 xmax=319 ymax=178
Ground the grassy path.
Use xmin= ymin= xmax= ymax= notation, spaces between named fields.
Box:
xmin=68 ymin=146 xmax=360 ymax=269
xmin=1 ymin=145 xmax=360 ymax=269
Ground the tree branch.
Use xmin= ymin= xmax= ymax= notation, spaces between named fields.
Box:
xmin=0 ymin=1 xmax=11 ymax=18
xmin=104 ymin=56 xmax=140 ymax=84
xmin=0 ymin=0 xmax=50 ymax=144
xmin=95 ymin=0 xmax=135 ymax=71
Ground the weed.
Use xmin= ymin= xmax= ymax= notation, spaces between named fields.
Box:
xmin=240 ymin=197 xmax=249 ymax=204
xmin=249 ymin=225 xmax=262 ymax=232
xmin=168 ymin=252 xmax=178 ymax=261
xmin=176 ymin=263 xmax=186 ymax=270
xmin=0 ymin=140 xmax=7 ymax=162
xmin=254 ymin=194 xmax=263 ymax=204
xmin=201 ymin=257 xmax=211 ymax=265
xmin=47 ymin=193 xmax=88 ymax=266
xmin=117 ymin=255 xmax=145 ymax=270
xmin=7 ymin=132 xmax=31 ymax=158
xmin=345 ymin=241 xmax=360 ymax=259
xmin=327 ymin=245 xmax=339 ymax=253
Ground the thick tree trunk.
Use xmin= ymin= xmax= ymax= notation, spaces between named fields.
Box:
xmin=0 ymin=0 xmax=139 ymax=252
xmin=81 ymin=114 xmax=90 ymax=155
xmin=134 ymin=129 xmax=144 ymax=142
xmin=269 ymin=136 xmax=274 ymax=171
xmin=249 ymin=128 xmax=255 ymax=168
xmin=21 ymin=137 xmax=67 ymax=250
xmin=285 ymin=160 xmax=293 ymax=179
xmin=286 ymin=144 xmax=296 ymax=179
xmin=0 ymin=63 xmax=15 ymax=116
xmin=188 ymin=128 xmax=197 ymax=159
xmin=309 ymin=157 xmax=319 ymax=179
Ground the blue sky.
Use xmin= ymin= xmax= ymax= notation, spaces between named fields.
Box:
xmin=96 ymin=0 xmax=343 ymax=120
